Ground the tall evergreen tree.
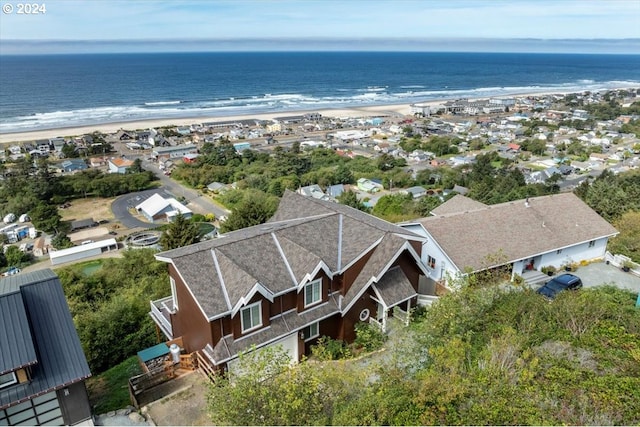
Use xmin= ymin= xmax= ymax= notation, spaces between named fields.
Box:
xmin=160 ymin=213 xmax=200 ymax=250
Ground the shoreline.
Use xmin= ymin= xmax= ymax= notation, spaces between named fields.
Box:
xmin=1 ymin=86 xmax=636 ymax=144
xmin=1 ymin=103 xmax=415 ymax=144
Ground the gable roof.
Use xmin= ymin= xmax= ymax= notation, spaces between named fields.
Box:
xmin=417 ymin=193 xmax=618 ymax=272
xmin=156 ymin=191 xmax=424 ymax=320
xmin=0 ymin=269 xmax=91 ymax=409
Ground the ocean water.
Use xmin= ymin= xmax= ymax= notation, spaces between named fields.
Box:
xmin=0 ymin=51 xmax=639 ymax=133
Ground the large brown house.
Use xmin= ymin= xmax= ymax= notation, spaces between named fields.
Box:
xmin=150 ymin=190 xmax=433 ymax=374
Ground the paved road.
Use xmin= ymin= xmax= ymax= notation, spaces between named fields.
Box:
xmin=142 ymin=160 xmax=230 ymax=219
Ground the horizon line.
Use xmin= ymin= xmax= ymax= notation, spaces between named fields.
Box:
xmin=2 ymin=37 xmax=638 ymax=55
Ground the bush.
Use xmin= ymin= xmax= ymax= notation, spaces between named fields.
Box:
xmin=311 ymin=336 xmax=352 ymax=361
xmin=353 ymin=321 xmax=387 ymax=352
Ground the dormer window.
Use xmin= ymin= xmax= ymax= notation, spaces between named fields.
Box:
xmin=304 ymin=278 xmax=322 ymax=308
xmin=240 ymin=301 xmax=262 ymax=333
xmin=0 ymin=372 xmax=17 ymax=389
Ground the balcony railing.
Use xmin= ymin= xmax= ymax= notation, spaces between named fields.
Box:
xmin=150 ymin=296 xmax=174 ymax=339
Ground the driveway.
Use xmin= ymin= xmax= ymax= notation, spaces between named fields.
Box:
xmin=571 ymin=261 xmax=640 ymax=294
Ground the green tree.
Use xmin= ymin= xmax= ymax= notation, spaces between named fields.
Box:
xmin=607 ymin=211 xmax=640 ymax=263
xmin=29 ymin=203 xmax=62 ymax=233
xmin=220 ymin=190 xmax=278 ymax=232
xmin=4 ymin=245 xmax=30 ymax=266
xmin=51 ymin=233 xmax=74 ymax=249
xmin=337 ymin=189 xmax=369 ymax=212
xmin=160 ymin=213 xmax=200 ymax=250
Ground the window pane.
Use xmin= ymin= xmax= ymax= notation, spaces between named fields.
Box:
xmin=251 ymin=305 xmax=260 ymax=326
xmin=305 ymin=280 xmax=321 ymax=306
xmin=242 ymin=308 xmax=251 ymax=330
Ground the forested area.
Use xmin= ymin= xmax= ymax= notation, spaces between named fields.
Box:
xmin=57 ymin=250 xmax=169 ymax=373
xmin=207 ymin=282 xmax=640 ymax=426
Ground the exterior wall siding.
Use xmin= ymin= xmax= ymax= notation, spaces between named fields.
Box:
xmin=169 ymin=265 xmax=214 ymax=354
xmin=341 ymin=288 xmax=377 ymax=342
xmin=342 ymin=248 xmax=375 ymax=296
xmin=538 ymin=238 xmax=609 ymax=269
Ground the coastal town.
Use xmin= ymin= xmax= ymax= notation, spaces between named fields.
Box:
xmin=2 ymin=88 xmax=640 ymax=426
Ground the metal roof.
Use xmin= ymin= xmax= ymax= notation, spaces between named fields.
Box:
xmin=0 ymin=269 xmax=91 ymax=409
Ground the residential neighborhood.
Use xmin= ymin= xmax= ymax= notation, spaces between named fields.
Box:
xmin=1 ymin=88 xmax=640 ymax=425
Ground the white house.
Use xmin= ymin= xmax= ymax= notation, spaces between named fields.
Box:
xmin=400 ymin=193 xmax=618 ymax=287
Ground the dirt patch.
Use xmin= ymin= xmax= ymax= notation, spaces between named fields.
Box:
xmin=59 ymin=197 xmax=116 ymax=224
xmin=142 ymin=372 xmax=212 ymax=426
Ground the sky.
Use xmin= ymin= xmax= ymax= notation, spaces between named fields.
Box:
xmin=0 ymin=0 xmax=639 ymax=54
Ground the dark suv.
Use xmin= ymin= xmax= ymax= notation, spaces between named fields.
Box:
xmin=536 ymin=273 xmax=583 ymax=299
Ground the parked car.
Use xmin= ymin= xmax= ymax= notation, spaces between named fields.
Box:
xmin=2 ymin=266 xmax=21 ymax=276
xmin=536 ymin=273 xmax=583 ymax=299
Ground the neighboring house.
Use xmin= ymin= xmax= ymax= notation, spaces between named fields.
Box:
xmin=135 ymin=193 xmax=192 ymax=223
xmin=182 ymin=153 xmax=199 ymax=164
xmin=402 ymin=186 xmax=427 ymax=199
xmin=89 ymin=156 xmax=108 ymax=168
xmin=150 ymin=191 xmax=433 ymax=375
xmin=108 ymin=157 xmax=134 ymax=174
xmin=206 ymin=182 xmax=228 ymax=194
xmin=0 ymin=269 xmax=92 ymax=425
xmin=326 ymin=184 xmax=345 ymax=199
xmin=55 ymin=159 xmax=88 ymax=174
xmin=400 ymin=193 xmax=618 ymax=286
xmin=356 ymin=178 xmax=382 ymax=193
xmin=297 ymin=184 xmax=330 ymax=201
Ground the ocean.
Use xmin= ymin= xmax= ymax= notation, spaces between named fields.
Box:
xmin=1 ymin=51 xmax=639 ymax=133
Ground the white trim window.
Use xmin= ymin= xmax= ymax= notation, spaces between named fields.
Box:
xmin=304 ymin=322 xmax=319 ymax=342
xmin=240 ymin=301 xmax=262 ymax=333
xmin=0 ymin=372 xmax=17 ymax=389
xmin=304 ymin=279 xmax=322 ymax=308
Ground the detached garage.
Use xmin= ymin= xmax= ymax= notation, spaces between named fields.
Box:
xmin=49 ymin=239 xmax=118 ymax=266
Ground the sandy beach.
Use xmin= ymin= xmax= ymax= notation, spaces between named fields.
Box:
xmin=0 ymin=86 xmax=636 ymax=145
xmin=0 ymin=104 xmax=415 ymax=144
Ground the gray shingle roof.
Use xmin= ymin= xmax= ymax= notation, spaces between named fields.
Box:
xmin=343 ymin=233 xmax=409 ymax=311
xmin=372 ymin=267 xmax=417 ymax=307
xmin=419 ymin=193 xmax=618 ymax=272
xmin=431 ymin=194 xmax=487 ymax=216
xmin=156 ymin=191 xmax=424 ymax=319
xmin=0 ymin=269 xmax=91 ymax=409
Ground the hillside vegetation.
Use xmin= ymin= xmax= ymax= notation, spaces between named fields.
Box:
xmin=208 ymin=284 xmax=640 ymax=425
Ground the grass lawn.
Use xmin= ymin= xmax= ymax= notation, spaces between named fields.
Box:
xmin=86 ymin=356 xmax=142 ymax=414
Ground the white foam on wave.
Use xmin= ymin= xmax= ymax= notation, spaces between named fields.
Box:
xmin=144 ymin=100 xmax=182 ymax=106
xmin=2 ymin=79 xmax=639 ymax=133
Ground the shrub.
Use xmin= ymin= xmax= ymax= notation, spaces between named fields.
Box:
xmin=353 ymin=321 xmax=387 ymax=352
xmin=311 ymin=336 xmax=352 ymax=361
